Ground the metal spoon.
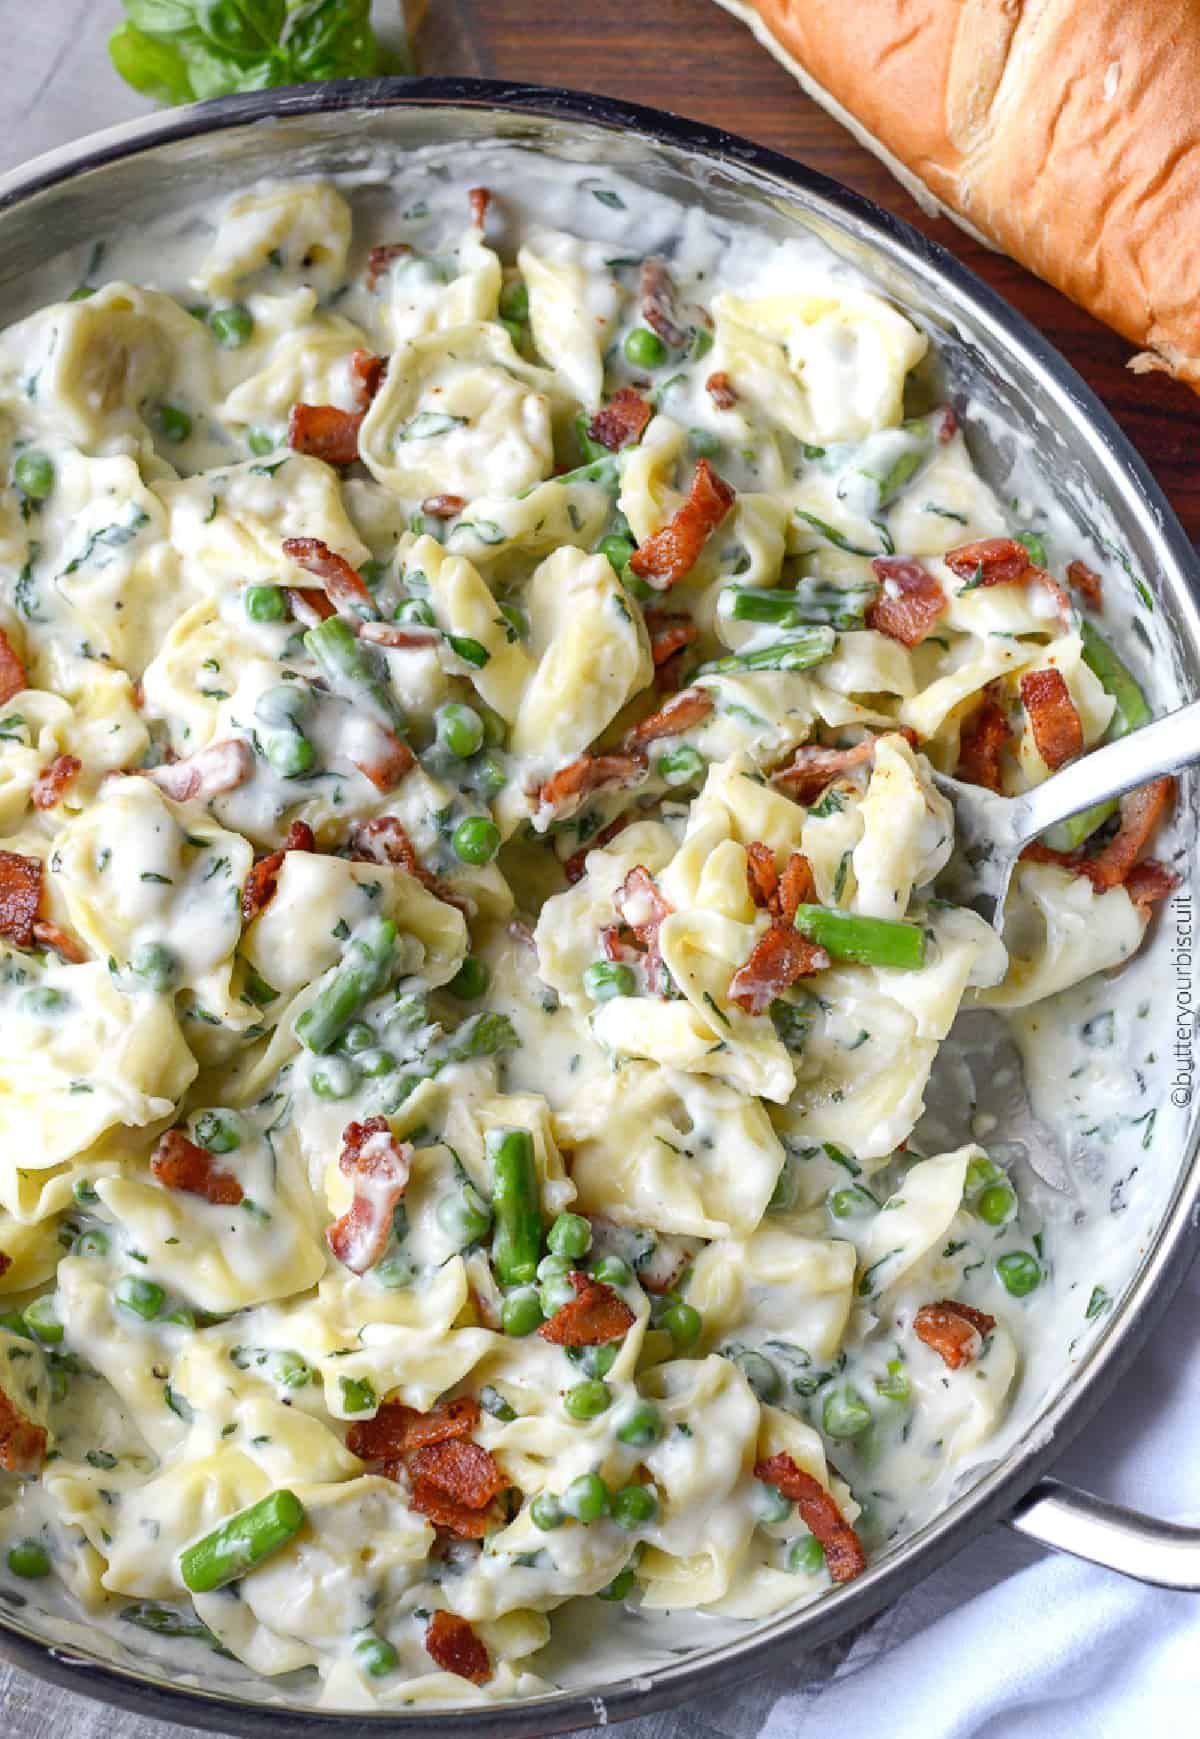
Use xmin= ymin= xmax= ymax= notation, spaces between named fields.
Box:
xmin=930 ymin=697 xmax=1200 ymax=931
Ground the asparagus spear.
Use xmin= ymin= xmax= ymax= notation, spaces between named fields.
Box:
xmin=179 ymin=1490 xmax=305 ymax=1593
xmin=722 ymin=578 xmax=875 ymax=632
xmin=304 ymin=616 xmax=405 ymax=731
xmin=695 ymin=627 xmax=836 ymax=677
xmin=488 ymin=1127 xmax=542 ymax=1286
xmin=793 ymin=904 xmax=926 ymax=970
xmin=296 ymin=917 xmax=398 ymax=1054
xmin=1051 ymin=621 xmax=1153 ymax=848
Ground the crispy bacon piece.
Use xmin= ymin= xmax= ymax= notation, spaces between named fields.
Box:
xmin=629 ymin=460 xmax=735 ymax=590
xmin=944 ymin=537 xmax=1070 ymax=617
xmin=241 ymin=820 xmax=315 ymax=922
xmin=705 ymin=370 xmax=737 ymax=410
xmin=31 ymin=753 xmax=81 ymax=811
xmin=352 ymin=729 xmax=417 ymax=794
xmin=285 ymin=586 xmax=338 ymax=626
xmin=1019 ymin=668 xmax=1083 ymax=769
xmin=639 ymin=256 xmax=688 ymax=349
xmin=468 ymin=186 xmax=491 ymax=227
xmin=587 ymin=385 xmax=654 ymax=453
xmin=535 ymin=751 xmax=646 ymax=824
xmin=1067 ymin=559 xmax=1103 ymax=609
xmin=623 ymin=686 xmax=713 ymax=750
xmin=366 ymin=242 xmax=411 ymax=291
xmin=349 ymin=816 xmax=468 ymax=913
xmin=357 ymin=621 xmax=442 ymax=650
xmin=0 ymin=849 xmax=43 ymax=947
xmin=655 ymin=647 xmax=692 ymax=694
xmin=0 ymin=628 xmax=27 ymax=706
xmin=1023 ymin=776 xmax=1176 ymax=897
xmin=409 ymin=1480 xmax=491 ymax=1540
xmin=729 ymin=923 xmax=829 ymax=1015
xmin=745 ymin=841 xmax=779 ymax=912
xmin=866 ymin=557 xmax=947 ymax=646
xmin=644 ymin=609 xmax=698 ymax=670
xmin=771 ymin=728 xmax=918 ymax=805
xmin=32 ymin=920 xmax=86 ymax=964
xmin=348 ymin=1396 xmax=481 ymax=1462
xmin=348 ymin=347 xmax=387 ymax=411
xmin=956 ymin=692 xmax=1010 ymax=792
xmin=421 ymin=493 xmax=466 ymax=519
xmin=151 ymin=1129 xmax=243 ymax=1206
xmin=936 ymin=405 xmax=958 ymax=443
xmin=745 ymin=844 xmax=815 ymax=923
xmin=287 ymin=400 xmax=363 ymax=467
xmin=326 ymin=1116 xmax=412 ymax=1275
xmin=0 ymin=1389 xmax=47 ymax=1477
xmin=407 ymin=1437 xmax=506 ymax=1510
xmin=425 ymin=1610 xmax=491 ymax=1684
xmin=753 ymin=1453 xmax=866 ymax=1584
xmin=914 ymin=1299 xmax=996 ymax=1369
xmin=149 ymin=739 xmax=254 ymax=804
xmin=1125 ymin=859 xmax=1180 ymax=916
xmin=539 ymin=1272 xmax=636 ymax=1346
xmin=282 ymin=535 xmax=375 ymax=618
xmin=563 ymin=814 xmax=631 ymax=884
xmin=779 ymin=850 xmax=817 ymax=921
xmin=613 ymin=864 xmax=673 ymax=994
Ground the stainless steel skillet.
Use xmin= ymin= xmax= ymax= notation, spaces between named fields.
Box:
xmin=0 ymin=76 xmax=1195 ymax=1739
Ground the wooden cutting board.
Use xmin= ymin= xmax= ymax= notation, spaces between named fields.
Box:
xmin=421 ymin=0 xmax=1200 ymax=546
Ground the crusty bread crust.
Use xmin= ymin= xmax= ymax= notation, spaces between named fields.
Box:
xmin=746 ymin=0 xmax=1200 ymax=383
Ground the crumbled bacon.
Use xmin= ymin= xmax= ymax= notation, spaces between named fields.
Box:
xmin=563 ymin=814 xmax=631 ymax=885
xmin=352 ymin=729 xmax=417 ymax=794
xmin=241 ymin=820 xmax=316 ymax=922
xmin=613 ymin=864 xmax=673 ymax=995
xmin=587 ymin=387 xmax=653 ymax=453
xmin=753 ymin=1453 xmax=866 ymax=1583
xmin=655 ymin=647 xmax=692 ymax=694
xmin=349 ymin=816 xmax=469 ymax=913
xmin=1023 ymin=777 xmax=1176 ymax=899
xmin=866 ymin=557 xmax=946 ymax=646
xmin=31 ymin=753 xmax=81 ymax=812
xmin=0 ymin=1389 xmax=47 ymax=1476
xmin=644 ymin=609 xmax=698 ymax=669
xmin=31 ymin=920 xmax=86 ymax=964
xmin=1124 ymin=859 xmax=1180 ymax=916
xmin=0 ymin=628 xmax=27 ymax=706
xmin=425 ymin=1610 xmax=491 ymax=1684
xmin=149 ymin=739 xmax=254 ymax=804
xmin=705 ymin=371 xmax=737 ymax=410
xmin=468 ymin=186 xmax=491 ymax=227
xmin=623 ymin=686 xmax=713 ymax=750
xmin=944 ymin=537 xmax=1070 ymax=618
xmin=285 ymin=586 xmax=337 ymax=626
xmin=347 ymin=1396 xmax=481 ymax=1462
xmin=282 ymin=535 xmax=376 ymax=618
xmin=956 ymin=692 xmax=1010 ymax=792
xmin=1019 ymin=668 xmax=1083 ymax=769
xmin=366 ymin=242 xmax=412 ymax=291
xmin=326 ymin=1116 xmax=412 ymax=1275
xmin=745 ymin=841 xmax=778 ymax=912
xmin=914 ymin=1298 xmax=996 ymax=1369
xmin=348 ymin=348 xmax=387 ymax=412
xmin=771 ymin=728 xmax=918 ymax=805
xmin=1066 ymin=559 xmax=1103 ymax=609
xmin=639 ymin=256 xmax=689 ymax=349
xmin=744 ymin=844 xmax=815 ymax=922
xmin=629 ymin=460 xmax=735 ymax=589
xmin=287 ymin=401 xmax=363 ymax=467
xmin=151 ymin=1129 xmax=243 ymax=1206
xmin=421 ymin=493 xmax=466 ymax=520
xmin=534 ymin=752 xmax=646 ymax=825
xmin=538 ymin=1271 xmax=636 ymax=1346
xmin=729 ymin=923 xmax=829 ymax=1015
xmin=778 ymin=851 xmax=817 ymax=922
xmin=0 ymin=849 xmax=43 ymax=947
xmin=409 ymin=1480 xmax=492 ymax=1540
xmin=936 ymin=405 xmax=958 ymax=443
xmin=357 ymin=621 xmax=442 ymax=650
xmin=407 ymin=1437 xmax=506 ymax=1510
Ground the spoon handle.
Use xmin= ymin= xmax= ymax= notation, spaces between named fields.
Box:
xmin=1017 ymin=697 xmax=1200 ymax=845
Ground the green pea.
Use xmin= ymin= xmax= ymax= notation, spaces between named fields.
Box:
xmin=448 ymin=955 xmax=489 ymax=999
xmin=561 ymin=1472 xmax=610 ymax=1524
xmin=244 ymin=584 xmax=287 ymax=622
xmin=246 ymin=428 xmax=275 ymax=457
xmin=787 ymin=1534 xmax=826 ymax=1575
xmin=597 ymin=534 xmax=636 ymax=574
xmin=616 ymin=1403 xmax=662 ymax=1448
xmin=194 ymin=1110 xmax=241 ymax=1154
xmin=540 ymin=1276 xmax=577 ymax=1316
xmin=114 ymin=1276 xmax=165 ymax=1322
xmin=310 ymin=1057 xmax=357 ymax=1100
xmin=580 ymin=1342 xmax=619 ymax=1379
xmin=23 ymin=1295 xmax=63 ymax=1345
xmin=964 ymin=1157 xmax=1003 ymax=1198
xmin=389 ymin=990 xmax=429 ymax=1033
xmin=438 ymin=702 xmax=485 ymax=759
xmin=478 ymin=704 xmax=508 ymax=748
xmin=20 ymin=987 xmax=69 ymax=1018
xmin=997 ymin=1251 xmax=1042 ymax=1297
xmin=209 ymin=303 xmax=254 ymax=348
xmin=358 ymin=1047 xmax=396 ymax=1079
xmin=436 ymin=1184 xmax=492 ymax=1249
xmin=373 ymin=1253 xmax=415 ymax=1290
xmin=624 ymin=327 xmax=668 ymax=369
xmin=498 ymin=279 xmax=529 ymax=323
xmin=73 ymin=1179 xmax=99 ymax=1207
xmin=829 ymin=1185 xmax=877 ymax=1219
xmin=874 ymin=1358 xmax=910 ymax=1403
xmin=339 ymin=1021 xmax=376 ymax=1056
xmin=611 ymin=1483 xmax=657 ymax=1531
xmin=501 ymin=1286 xmax=544 ymax=1338
xmin=548 ymin=1213 xmax=592 ymax=1260
xmin=663 ymin=1302 xmax=702 ymax=1350
xmin=265 ymin=731 xmax=316 ymax=779
xmin=537 ymin=1253 xmax=571 ymax=1281
xmin=977 ymin=1183 xmax=1017 ymax=1226
xmin=157 ymin=403 xmax=192 ymax=443
xmin=822 ymin=1384 xmax=872 ymax=1439
xmin=339 ymin=1376 xmax=376 ymax=1415
xmin=452 ymin=816 xmax=500 ymax=865
xmin=687 ymin=427 xmax=722 ymax=459
xmin=354 ymin=1633 xmax=398 ymax=1678
xmin=688 ymin=327 xmax=714 ymax=361
xmin=732 ymin=1349 xmax=780 ymax=1402
xmin=754 ymin=1482 xmax=793 ymax=1524
xmin=7 ymin=1540 xmax=50 ymax=1579
xmin=529 ymin=1492 xmax=564 ymax=1531
xmin=656 ymin=746 xmax=705 ymax=788
xmin=596 ymin=1565 xmax=636 ymax=1601
xmin=470 ymin=750 xmax=507 ymax=800
xmin=591 ymin=1254 xmax=633 ymax=1287
xmin=396 ymin=596 xmax=436 ymax=627
xmin=268 ymin=1350 xmax=311 ymax=1390
xmin=130 ymin=942 xmax=179 ymax=993
xmin=583 ymin=961 xmax=635 ymax=1002
xmin=255 ymin=683 xmax=311 ymax=729
xmin=13 ymin=451 xmax=53 ymax=499
xmin=564 ymin=1380 xmax=613 ymax=1421
xmin=479 ymin=1383 xmax=516 ymax=1422
xmin=73 ymin=1228 xmax=109 ymax=1259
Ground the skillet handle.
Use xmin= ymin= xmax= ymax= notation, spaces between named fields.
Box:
xmin=1008 ymin=1478 xmax=1200 ymax=1590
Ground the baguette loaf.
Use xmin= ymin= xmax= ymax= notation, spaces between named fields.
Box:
xmin=720 ymin=0 xmax=1200 ymax=386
